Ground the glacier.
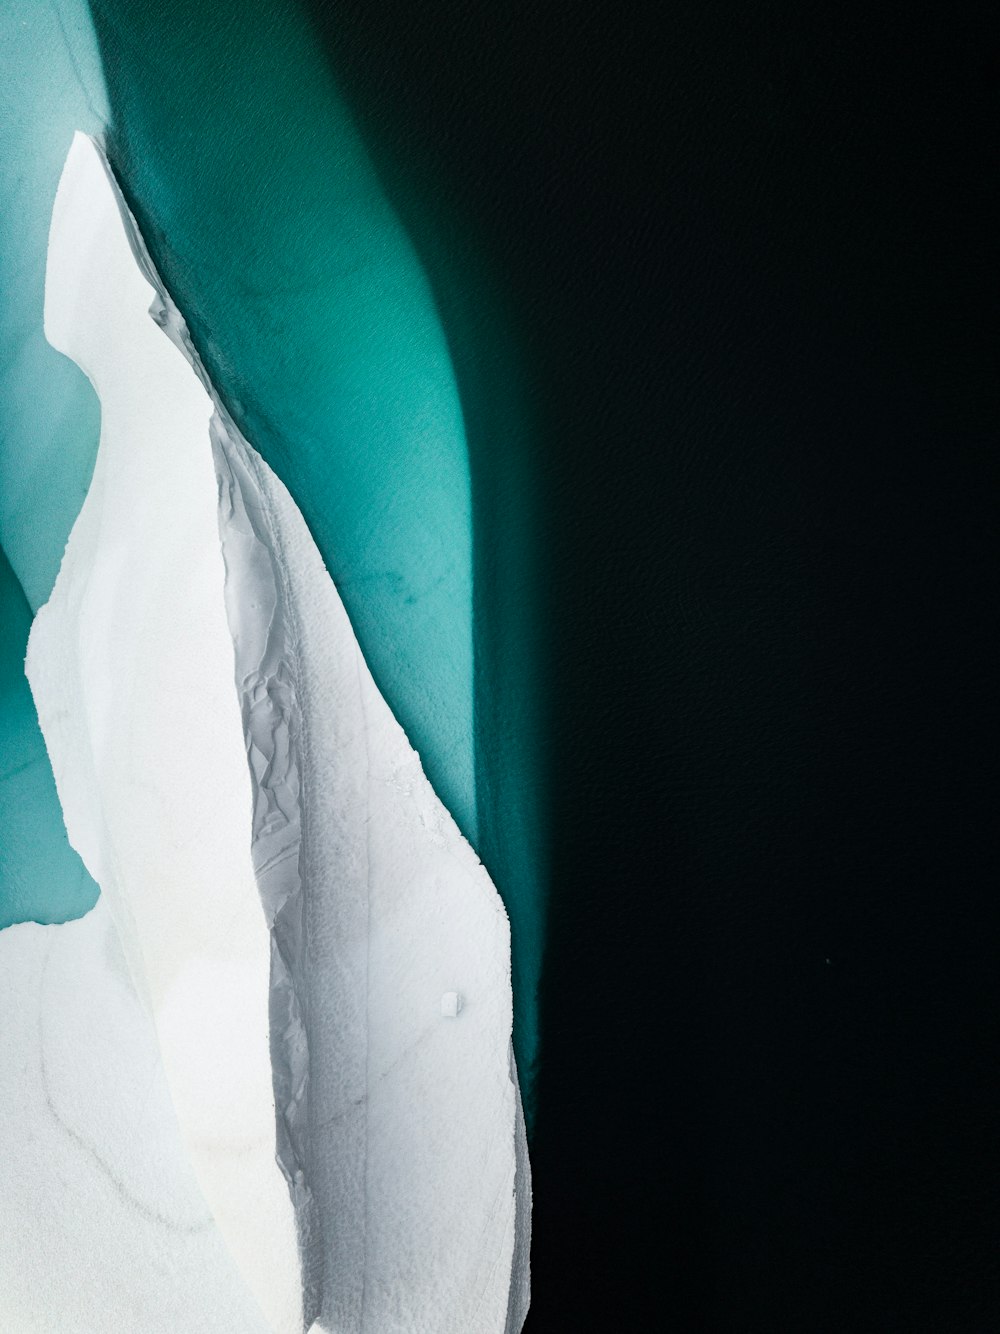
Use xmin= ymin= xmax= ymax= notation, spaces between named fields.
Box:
xmin=18 ymin=131 xmax=529 ymax=1331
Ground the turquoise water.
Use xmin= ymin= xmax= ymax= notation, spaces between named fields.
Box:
xmin=91 ymin=0 xmax=477 ymax=843
xmin=0 ymin=0 xmax=105 ymax=928
xmin=0 ymin=0 xmax=107 ymax=607
xmin=1 ymin=0 xmax=542 ymax=1101
xmin=0 ymin=547 xmax=98 ymax=926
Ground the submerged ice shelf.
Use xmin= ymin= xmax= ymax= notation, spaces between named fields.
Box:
xmin=18 ymin=133 xmax=529 ymax=1331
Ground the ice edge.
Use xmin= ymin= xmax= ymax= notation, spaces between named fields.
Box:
xmin=87 ymin=135 xmax=531 ymax=1329
xmin=211 ymin=424 xmax=324 ymax=1324
xmin=87 ymin=137 xmax=322 ymax=1325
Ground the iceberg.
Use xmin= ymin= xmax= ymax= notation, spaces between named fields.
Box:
xmin=22 ymin=132 xmax=529 ymax=1331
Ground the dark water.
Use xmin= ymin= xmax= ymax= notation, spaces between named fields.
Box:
xmin=311 ymin=2 xmax=999 ymax=1329
xmin=2 ymin=0 xmax=997 ymax=1327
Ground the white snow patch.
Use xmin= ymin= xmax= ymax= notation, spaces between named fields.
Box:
xmin=0 ymin=902 xmax=273 ymax=1334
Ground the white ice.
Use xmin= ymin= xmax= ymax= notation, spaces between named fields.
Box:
xmin=0 ymin=902 xmax=274 ymax=1334
xmin=25 ymin=132 xmax=301 ymax=1333
xmin=17 ymin=132 xmax=529 ymax=1332
xmin=211 ymin=392 xmax=531 ymax=1334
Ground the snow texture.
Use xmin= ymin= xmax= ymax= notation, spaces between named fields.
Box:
xmin=0 ymin=902 xmax=274 ymax=1334
xmin=26 ymin=132 xmax=302 ymax=1334
xmin=211 ymin=391 xmax=531 ymax=1334
xmin=20 ymin=132 xmax=530 ymax=1332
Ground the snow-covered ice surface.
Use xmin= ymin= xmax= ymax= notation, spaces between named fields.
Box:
xmin=0 ymin=902 xmax=274 ymax=1334
xmin=212 ymin=393 xmax=531 ymax=1334
xmin=24 ymin=132 xmax=302 ymax=1334
xmin=18 ymin=131 xmax=530 ymax=1332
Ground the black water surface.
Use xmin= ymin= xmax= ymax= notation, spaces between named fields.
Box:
xmin=307 ymin=1 xmax=999 ymax=1328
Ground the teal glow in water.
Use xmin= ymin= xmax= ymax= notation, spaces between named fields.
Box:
xmin=0 ymin=0 xmax=107 ymax=607
xmin=1 ymin=0 xmax=542 ymax=1103
xmin=91 ymin=0 xmax=476 ymax=842
xmin=91 ymin=0 xmax=543 ymax=1099
xmin=0 ymin=0 xmax=105 ymax=926
xmin=0 ymin=548 xmax=98 ymax=927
